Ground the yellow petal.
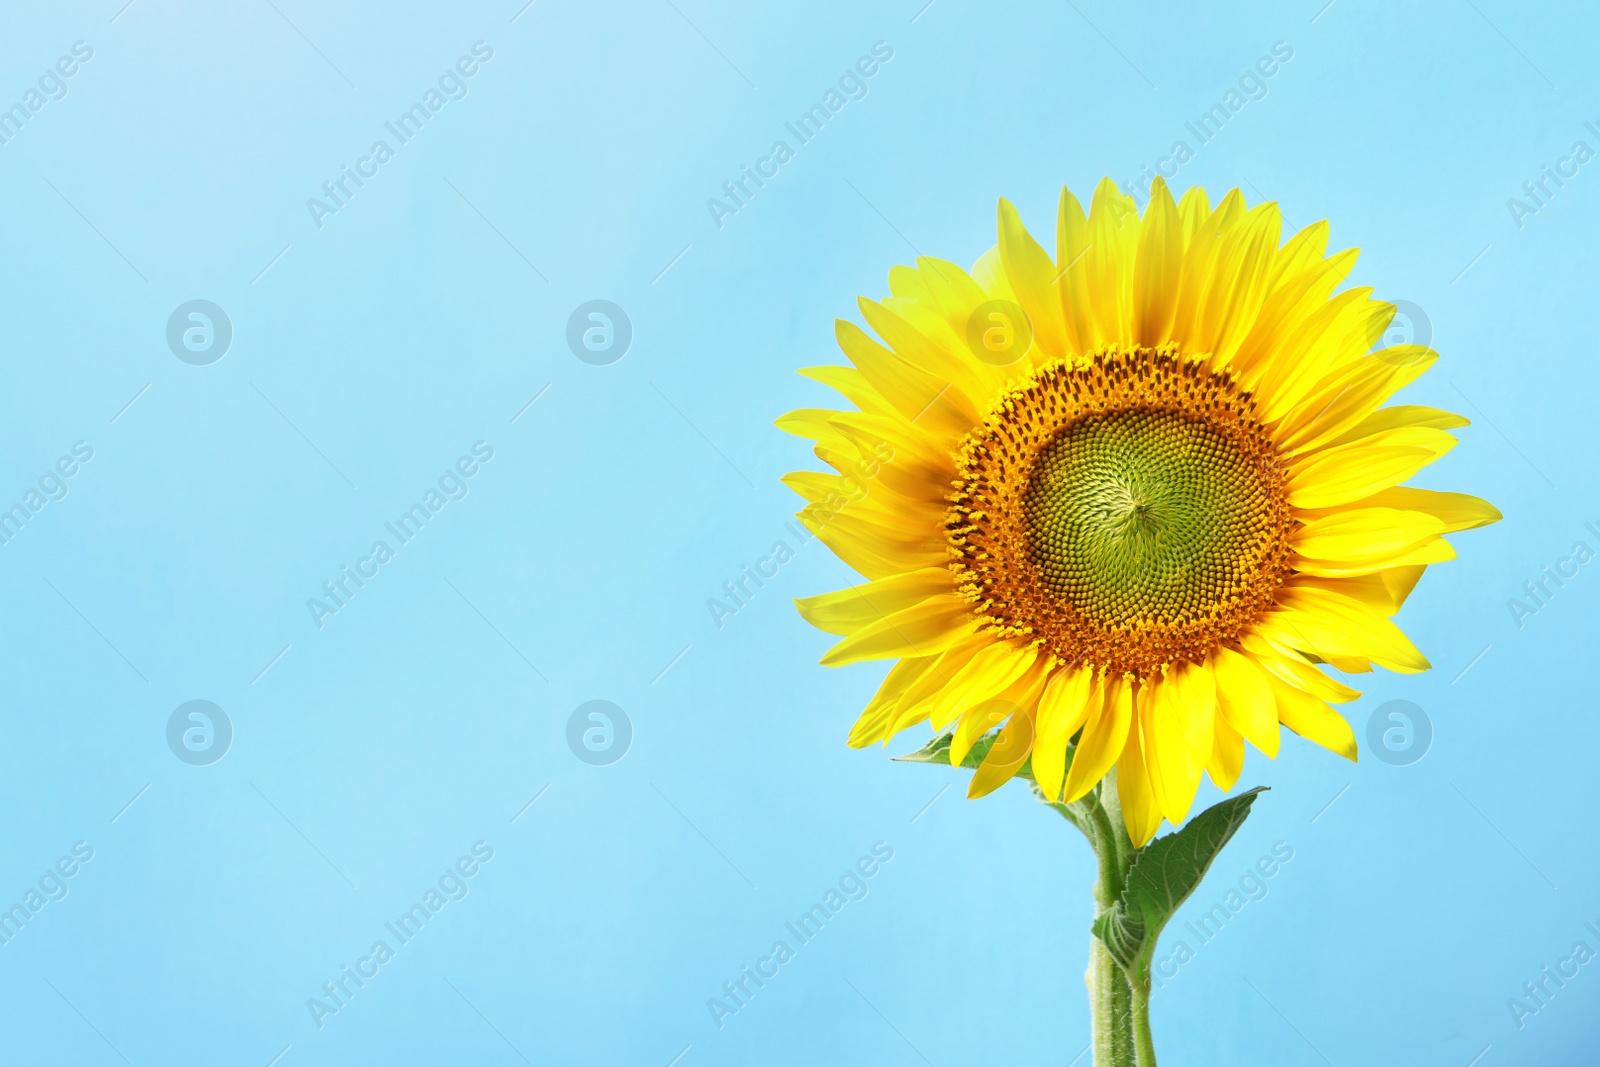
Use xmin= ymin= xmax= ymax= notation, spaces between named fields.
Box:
xmin=1230 ymin=247 xmax=1358 ymax=383
xmin=1270 ymin=585 xmax=1431 ymax=673
xmin=1370 ymin=538 xmax=1454 ymax=565
xmin=784 ymin=467 xmax=938 ymax=523
xmin=1324 ymin=404 xmax=1469 ymax=448
xmin=1287 ymin=429 xmax=1457 ymax=509
xmin=1293 ymin=508 xmax=1446 ymax=562
xmin=857 ymin=298 xmax=991 ymax=414
xmin=806 ymin=508 xmax=946 ymax=579
xmin=925 ymin=641 xmax=1036 ymax=733
xmin=1117 ymin=703 xmax=1164 ymax=847
xmin=1180 ymin=661 xmax=1218 ymax=762
xmin=1085 ymin=178 xmax=1139 ymax=344
xmin=1063 ymin=673 xmax=1132 ymax=802
xmin=911 ymin=256 xmax=995 ymax=334
xmin=1294 ymin=537 xmax=1453 ymax=578
xmin=887 ymin=262 xmax=930 ymax=301
xmin=1030 ymin=664 xmax=1094 ymax=803
xmin=1203 ymin=203 xmax=1282 ymax=365
xmin=1132 ymin=177 xmax=1182 ymax=345
xmin=1209 ymin=713 xmax=1245 ymax=792
xmin=1211 ymin=646 xmax=1279 ymax=758
xmin=997 ymin=197 xmax=1070 ymax=359
xmin=1294 ymin=571 xmax=1419 ymax=617
xmin=834 ymin=319 xmax=973 ymax=441
xmin=1289 ymin=573 xmax=1385 ymax=613
xmin=971 ymin=245 xmax=1016 ymax=302
xmin=780 ymin=469 xmax=847 ymax=503
xmin=1240 ymin=631 xmax=1362 ymax=703
xmin=1055 ymin=186 xmax=1098 ymax=352
xmin=1142 ymin=673 xmax=1205 ymax=824
xmin=1250 ymin=288 xmax=1389 ymax=422
xmin=951 ymin=655 xmax=1046 ymax=767
xmin=848 ymin=656 xmax=940 ymax=747
xmin=825 ymin=411 xmax=952 ymax=490
xmin=819 ymin=595 xmax=975 ymax=666
xmin=824 ymin=403 xmax=947 ymax=456
xmin=796 ymin=364 xmax=897 ymax=417
xmin=1171 ymin=189 xmax=1245 ymax=350
xmin=883 ymin=639 xmax=985 ymax=738
xmin=1379 ymin=564 xmax=1428 ymax=609
xmin=1176 ymin=186 xmax=1212 ymax=247
xmin=1267 ymin=676 xmax=1358 ymax=761
xmin=1264 ymin=220 xmax=1330 ymax=289
xmin=968 ymin=699 xmax=1042 ymax=799
xmin=795 ymin=568 xmax=954 ymax=636
xmin=775 ymin=407 xmax=848 ymax=444
xmin=1308 ymin=486 xmax=1501 ymax=533
xmin=1273 ymin=346 xmax=1438 ymax=453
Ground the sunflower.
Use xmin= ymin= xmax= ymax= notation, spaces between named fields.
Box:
xmin=782 ymin=178 xmax=1498 ymax=845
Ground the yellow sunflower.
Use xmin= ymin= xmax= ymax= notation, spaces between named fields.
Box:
xmin=782 ymin=177 xmax=1498 ymax=845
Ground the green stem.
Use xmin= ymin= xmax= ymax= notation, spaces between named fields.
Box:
xmin=1131 ymin=981 xmax=1157 ymax=1066
xmin=1087 ymin=929 xmax=1136 ymax=1066
xmin=1087 ymin=794 xmax=1127 ymax=903
xmin=1083 ymin=771 xmax=1157 ymax=1067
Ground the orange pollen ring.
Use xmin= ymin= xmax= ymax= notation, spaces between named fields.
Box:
xmin=945 ymin=345 xmax=1294 ymax=678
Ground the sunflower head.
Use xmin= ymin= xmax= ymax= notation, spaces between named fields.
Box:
xmin=781 ymin=178 xmax=1499 ymax=845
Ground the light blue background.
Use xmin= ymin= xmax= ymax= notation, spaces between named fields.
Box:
xmin=0 ymin=0 xmax=1593 ymax=1063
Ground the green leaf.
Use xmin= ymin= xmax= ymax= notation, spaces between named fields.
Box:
xmin=1091 ymin=786 xmax=1268 ymax=983
xmin=891 ymin=727 xmax=1036 ymax=783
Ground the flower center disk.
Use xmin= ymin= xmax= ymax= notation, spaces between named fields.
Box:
xmin=947 ymin=346 xmax=1294 ymax=677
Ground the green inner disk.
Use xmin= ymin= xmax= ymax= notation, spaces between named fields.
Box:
xmin=1022 ymin=409 xmax=1268 ymax=629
